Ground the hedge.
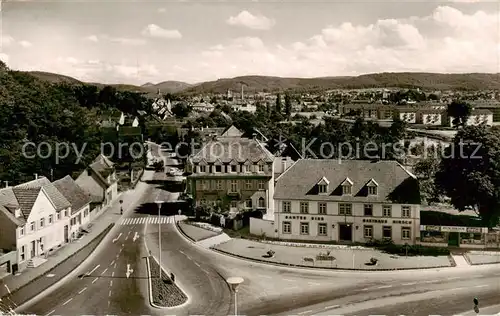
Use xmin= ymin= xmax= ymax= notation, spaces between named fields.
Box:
xmin=366 ymin=239 xmax=450 ymax=256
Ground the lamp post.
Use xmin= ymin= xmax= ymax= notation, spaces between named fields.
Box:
xmin=155 ymin=199 xmax=164 ymax=279
xmin=226 ymin=277 xmax=244 ymax=316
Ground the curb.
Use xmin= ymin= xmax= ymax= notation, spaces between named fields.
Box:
xmin=176 ymin=221 xmax=196 ymax=243
xmin=145 ymin=256 xmax=163 ymax=309
xmin=1 ymin=223 xmax=114 ymax=302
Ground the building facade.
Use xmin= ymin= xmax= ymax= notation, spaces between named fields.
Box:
xmin=187 ymin=135 xmax=275 ymax=219
xmin=272 ymin=159 xmax=421 ymax=245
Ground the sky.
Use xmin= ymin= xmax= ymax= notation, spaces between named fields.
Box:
xmin=0 ymin=0 xmax=499 ymax=85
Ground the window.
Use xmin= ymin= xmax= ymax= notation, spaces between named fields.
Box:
xmin=402 ymin=206 xmax=411 ymax=218
xmin=318 ymin=202 xmax=327 ymax=215
xmin=382 ymin=226 xmax=392 ymax=239
xmin=339 ymin=203 xmax=352 ymax=215
xmin=383 ymin=205 xmax=392 ymax=217
xmin=318 ymin=223 xmax=327 ymax=236
xmin=245 ymin=180 xmax=252 ymax=189
xmin=200 ymin=165 xmax=206 ymax=173
xmin=368 ymin=186 xmax=377 ymax=195
xmin=230 ymin=180 xmax=238 ymax=192
xmin=230 ymin=200 xmax=237 ymax=208
xmin=259 ymin=164 xmax=265 ymax=172
xmin=282 ymin=221 xmax=291 ymax=234
xmin=230 ymin=165 xmax=237 ymax=173
xmin=258 ymin=197 xmax=265 ymax=208
xmin=282 ymin=201 xmax=291 ymax=213
xmin=204 ymin=180 xmax=210 ymax=190
xmin=364 ymin=225 xmax=373 ymax=238
xmin=402 ymin=227 xmax=411 ymax=240
xmin=258 ymin=180 xmax=265 ymax=190
xmin=215 ymin=165 xmax=222 ymax=173
xmin=300 ymin=202 xmax=309 ymax=214
xmin=364 ymin=204 xmax=373 ymax=216
xmin=40 ymin=218 xmax=45 ymax=228
xmin=300 ymin=222 xmax=309 ymax=235
xmin=318 ymin=184 xmax=327 ymax=193
xmin=57 ymin=212 xmax=61 ymax=220
xmin=241 ymin=165 xmax=247 ymax=173
xmin=245 ymin=199 xmax=252 ymax=208
xmin=84 ymin=209 xmax=89 ymax=217
xmin=342 ymin=185 xmax=352 ymax=195
xmin=19 ymin=227 xmax=24 ymax=236
xmin=20 ymin=246 xmax=25 ymax=262
xmin=63 ymin=210 xmax=66 ymax=217
xmin=49 ymin=215 xmax=53 ymax=224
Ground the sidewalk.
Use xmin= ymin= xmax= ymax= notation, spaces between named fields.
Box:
xmin=465 ymin=251 xmax=500 ymax=265
xmin=0 ymin=171 xmax=153 ymax=298
xmin=177 ymin=222 xmax=454 ymax=271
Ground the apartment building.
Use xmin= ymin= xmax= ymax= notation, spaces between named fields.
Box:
xmin=273 ymin=159 xmax=421 ymax=245
xmin=187 ymin=134 xmax=275 ymax=219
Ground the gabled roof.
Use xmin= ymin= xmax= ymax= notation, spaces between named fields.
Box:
xmin=341 ymin=177 xmax=353 ymax=186
xmin=274 ymin=159 xmax=420 ymax=203
xmin=15 ymin=177 xmax=71 ymax=211
xmin=53 ymin=176 xmax=92 ymax=215
xmin=191 ymin=137 xmax=274 ymax=164
xmin=366 ymin=178 xmax=378 ymax=187
xmin=12 ymin=187 xmax=41 ymax=219
xmin=0 ymin=204 xmax=25 ymax=227
xmin=221 ymin=125 xmax=243 ymax=138
xmin=89 ymin=154 xmax=115 ymax=187
xmin=317 ymin=176 xmax=330 ymax=185
xmin=0 ymin=187 xmax=19 ymax=209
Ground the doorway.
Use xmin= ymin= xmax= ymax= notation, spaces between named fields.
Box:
xmin=448 ymin=232 xmax=459 ymax=246
xmin=30 ymin=240 xmax=36 ymax=258
xmin=64 ymin=225 xmax=69 ymax=243
xmin=339 ymin=224 xmax=353 ymax=242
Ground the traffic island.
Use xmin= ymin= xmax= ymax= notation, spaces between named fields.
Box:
xmin=147 ymin=257 xmax=187 ymax=308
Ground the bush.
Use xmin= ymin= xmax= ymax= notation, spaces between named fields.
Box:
xmin=368 ymin=239 xmax=450 ymax=256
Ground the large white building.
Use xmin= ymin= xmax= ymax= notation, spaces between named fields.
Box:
xmin=271 ymin=159 xmax=421 ymax=245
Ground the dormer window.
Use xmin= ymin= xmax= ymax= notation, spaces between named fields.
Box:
xmin=366 ymin=178 xmax=378 ymax=195
xmin=341 ymin=177 xmax=353 ymax=195
xmin=317 ymin=177 xmax=330 ymax=195
xmin=199 ymin=165 xmax=206 ymax=173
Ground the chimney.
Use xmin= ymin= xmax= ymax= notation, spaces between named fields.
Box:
xmin=34 ymin=173 xmax=38 ymax=180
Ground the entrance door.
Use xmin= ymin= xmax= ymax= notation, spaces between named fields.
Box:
xmin=448 ymin=232 xmax=459 ymax=246
xmin=339 ymin=224 xmax=353 ymax=242
xmin=30 ymin=240 xmax=36 ymax=258
xmin=64 ymin=225 xmax=69 ymax=243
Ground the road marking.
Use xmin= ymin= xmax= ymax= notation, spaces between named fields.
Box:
xmin=298 ymin=310 xmax=312 ymax=315
xmin=101 ymin=268 xmax=108 ymax=275
xmin=376 ymin=285 xmax=392 ymax=289
xmin=423 ymin=280 xmax=438 ymax=284
xmin=110 ymin=260 xmax=115 ymax=266
xmin=46 ymin=274 xmax=55 ymax=278
xmin=92 ymin=277 xmax=99 ymax=284
xmin=186 ymin=256 xmax=191 ymax=260
xmin=78 ymin=287 xmax=87 ymax=294
xmin=289 ymin=286 xmax=299 ymax=289
xmin=4 ymin=284 xmax=10 ymax=294
xmin=474 ymin=285 xmax=489 ymax=288
xmin=112 ymin=233 xmax=122 ymax=243
xmin=308 ymin=282 xmax=320 ymax=286
xmin=201 ymin=269 xmax=209 ymax=274
xmin=112 ymin=272 xmax=115 ymax=277
xmin=114 ymin=263 xmax=117 ymax=269
xmin=361 ymin=288 xmax=369 ymax=291
xmin=454 ymin=287 xmax=465 ymax=291
xmin=402 ymin=282 xmax=417 ymax=286
xmin=125 ymin=236 xmax=128 ymax=241
xmin=116 ymin=254 xmax=119 ymax=258
xmin=283 ymin=278 xmax=295 ymax=282
xmin=110 ymin=281 xmax=113 ymax=287
xmin=179 ymin=250 xmax=185 ymax=254
xmin=62 ymin=298 xmax=73 ymax=306
xmin=45 ymin=310 xmax=55 ymax=316
xmin=446 ymin=277 xmax=459 ymax=280
xmin=324 ymin=305 xmax=340 ymax=309
xmin=87 ymin=264 xmax=100 ymax=276
xmin=194 ymin=262 xmax=200 ymax=267
xmin=133 ymin=232 xmax=139 ymax=242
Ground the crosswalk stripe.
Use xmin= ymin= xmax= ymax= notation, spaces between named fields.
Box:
xmin=119 ymin=217 xmax=180 ymax=226
xmin=154 ymin=218 xmax=159 ymax=224
xmin=124 ymin=218 xmax=131 ymax=225
xmin=161 ymin=217 xmax=166 ymax=224
xmin=134 ymin=218 xmax=140 ymax=225
xmin=141 ymin=218 xmax=146 ymax=224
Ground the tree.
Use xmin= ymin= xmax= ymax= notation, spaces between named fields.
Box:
xmin=275 ymin=93 xmax=282 ymax=113
xmin=435 ymin=126 xmax=500 ymax=226
xmin=447 ymin=100 xmax=472 ymax=128
xmin=284 ymin=94 xmax=292 ymax=118
xmin=171 ymin=102 xmax=192 ymax=118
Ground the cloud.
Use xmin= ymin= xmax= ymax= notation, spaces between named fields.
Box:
xmin=158 ymin=8 xmax=166 ymax=13
xmin=1 ymin=35 xmax=15 ymax=47
xmin=0 ymin=53 xmax=9 ymax=63
xmin=141 ymin=24 xmax=182 ymax=39
xmin=109 ymin=37 xmax=146 ymax=45
xmin=19 ymin=40 xmax=32 ymax=48
xmin=85 ymin=35 xmax=99 ymax=42
xmin=226 ymin=10 xmax=275 ymax=30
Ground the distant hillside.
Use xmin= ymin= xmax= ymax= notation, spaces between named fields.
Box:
xmin=28 ymin=71 xmax=83 ymax=84
xmin=142 ymin=80 xmax=193 ymax=93
xmin=182 ymin=73 xmax=500 ymax=94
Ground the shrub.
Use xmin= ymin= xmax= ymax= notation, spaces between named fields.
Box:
xmin=369 ymin=239 xmax=450 ymax=256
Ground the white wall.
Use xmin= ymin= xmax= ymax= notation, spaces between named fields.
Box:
xmin=17 ymin=190 xmax=70 ymax=264
xmin=399 ymin=112 xmax=417 ymax=124
xmin=421 ymin=113 xmax=442 ymax=125
xmin=250 ymin=217 xmax=274 ymax=237
xmin=273 ymin=199 xmax=420 ymax=245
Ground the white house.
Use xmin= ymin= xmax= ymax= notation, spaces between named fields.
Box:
xmin=444 ymin=109 xmax=493 ymax=127
xmin=0 ymin=177 xmax=72 ymax=270
xmin=417 ymin=109 xmax=444 ymax=126
xmin=269 ymin=159 xmax=421 ymax=245
xmin=394 ymin=107 xmax=417 ymax=123
xmin=53 ymin=175 xmax=92 ymax=240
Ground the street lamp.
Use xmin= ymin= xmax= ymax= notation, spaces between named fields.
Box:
xmin=226 ymin=276 xmax=244 ymax=316
xmin=155 ymin=199 xmax=164 ymax=279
